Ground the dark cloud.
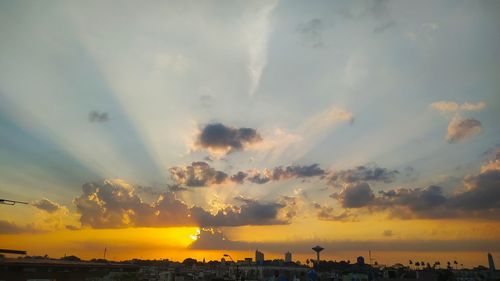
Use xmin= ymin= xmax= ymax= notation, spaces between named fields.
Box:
xmin=329 ymin=165 xmax=399 ymax=185
xmin=88 ymin=110 xmax=109 ymax=123
xmin=332 ymin=182 xmax=375 ymax=208
xmin=230 ymin=171 xmax=248 ymax=184
xmin=195 ymin=123 xmax=262 ymax=154
xmin=73 ymin=180 xmax=292 ymax=229
xmin=169 ymin=162 xmax=325 ymax=187
xmin=450 ymin=168 xmax=500 ymax=212
xmin=329 ymin=165 xmax=500 ymax=220
xmin=0 ymin=220 xmax=35 ymax=234
xmin=247 ymin=164 xmax=325 ymax=184
xmin=272 ymin=164 xmax=325 ymax=180
xmin=191 ymin=195 xmax=290 ymax=227
xmin=296 ymin=18 xmax=324 ymax=47
xmin=32 ymin=198 xmax=63 ymax=213
xmin=247 ymin=172 xmax=272 ymax=184
xmin=169 ymin=162 xmax=228 ymax=187
xmin=446 ymin=116 xmax=482 ymax=143
xmin=190 ymin=228 xmax=500 ymax=252
xmin=313 ymin=203 xmax=357 ymax=221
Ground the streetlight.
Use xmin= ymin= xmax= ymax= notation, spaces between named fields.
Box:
xmin=223 ymin=254 xmax=239 ymax=281
xmin=1 ymin=198 xmax=28 ymax=256
xmin=0 ymin=198 xmax=28 ymax=205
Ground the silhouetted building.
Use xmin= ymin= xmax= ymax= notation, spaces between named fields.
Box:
xmin=488 ymin=252 xmax=495 ymax=271
xmin=285 ymin=251 xmax=292 ymax=263
xmin=256 ymin=249 xmax=264 ymax=265
xmin=357 ymin=256 xmax=365 ymax=266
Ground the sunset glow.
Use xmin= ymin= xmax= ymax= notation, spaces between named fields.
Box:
xmin=1 ymin=0 xmax=499 ymax=269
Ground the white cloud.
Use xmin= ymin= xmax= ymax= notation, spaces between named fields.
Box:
xmin=245 ymin=0 xmax=278 ymax=96
xmin=430 ymin=101 xmax=486 ymax=113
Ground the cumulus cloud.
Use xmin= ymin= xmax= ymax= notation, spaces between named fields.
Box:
xmin=73 ymin=179 xmax=292 ymax=228
xmin=247 ymin=164 xmax=326 ymax=184
xmin=32 ymin=198 xmax=63 ymax=213
xmin=446 ymin=115 xmax=482 ymax=143
xmin=194 ymin=123 xmax=262 ymax=155
xmin=328 ymin=164 xmax=398 ymax=186
xmin=331 ymin=182 xmax=375 ymax=208
xmin=430 ymin=101 xmax=486 ymax=113
xmin=169 ymin=162 xmax=325 ymax=187
xmin=191 ymin=200 xmax=287 ymax=227
xmin=327 ymin=155 xmax=500 ymax=220
xmin=169 ymin=162 xmax=229 ymax=187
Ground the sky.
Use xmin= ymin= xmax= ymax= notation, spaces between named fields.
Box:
xmin=0 ymin=0 xmax=499 ymax=268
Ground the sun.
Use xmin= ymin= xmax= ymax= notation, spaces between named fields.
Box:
xmin=190 ymin=228 xmax=201 ymax=241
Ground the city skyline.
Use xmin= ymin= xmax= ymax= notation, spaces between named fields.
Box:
xmin=1 ymin=0 xmax=499 ymax=268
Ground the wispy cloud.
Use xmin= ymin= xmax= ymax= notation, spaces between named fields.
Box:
xmin=246 ymin=1 xmax=278 ymax=96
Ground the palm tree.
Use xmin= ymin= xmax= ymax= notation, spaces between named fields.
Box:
xmin=447 ymin=261 xmax=451 ymax=269
xmin=415 ymin=262 xmax=420 ymax=269
xmin=453 ymin=261 xmax=458 ymax=270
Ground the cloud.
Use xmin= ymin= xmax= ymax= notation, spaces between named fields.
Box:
xmin=194 ymin=123 xmax=262 ymax=155
xmin=0 ymin=220 xmax=36 ymax=234
xmin=191 ymin=200 xmax=288 ymax=227
xmin=383 ymin=229 xmax=393 ymax=237
xmin=169 ymin=161 xmax=229 ymax=187
xmin=328 ymin=164 xmax=399 ymax=185
xmin=323 ymin=154 xmax=500 ymax=220
xmin=246 ymin=164 xmax=325 ymax=184
xmin=296 ymin=18 xmax=324 ymax=47
xmin=446 ymin=115 xmax=482 ymax=143
xmin=331 ymin=182 xmax=375 ymax=208
xmin=169 ymin=162 xmax=325 ymax=187
xmin=190 ymin=228 xmax=500 ymax=252
xmin=246 ymin=1 xmax=278 ymax=96
xmin=88 ymin=110 xmax=109 ymax=122
xmin=32 ymin=198 xmax=63 ymax=213
xmin=313 ymin=203 xmax=357 ymax=221
xmin=73 ymin=179 xmax=292 ymax=228
xmin=430 ymin=101 xmax=486 ymax=113
xmin=230 ymin=171 xmax=248 ymax=184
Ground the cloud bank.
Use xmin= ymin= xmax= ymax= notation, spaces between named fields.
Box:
xmin=73 ymin=179 xmax=292 ymax=228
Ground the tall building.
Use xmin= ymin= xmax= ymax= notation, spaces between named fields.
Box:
xmin=255 ymin=250 xmax=264 ymax=265
xmin=285 ymin=251 xmax=292 ymax=263
xmin=488 ymin=253 xmax=496 ymax=271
